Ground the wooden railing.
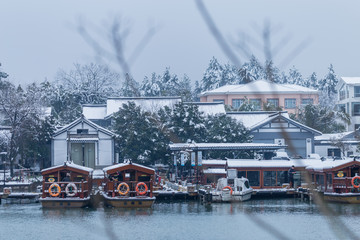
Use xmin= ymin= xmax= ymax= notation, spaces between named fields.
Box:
xmin=331 ymin=177 xmax=353 ymax=193
xmin=105 ymin=181 xmax=153 ymax=197
xmin=42 ymin=181 xmax=90 ymax=198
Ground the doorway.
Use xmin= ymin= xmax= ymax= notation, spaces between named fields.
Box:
xmin=71 ymin=143 xmax=95 ymax=168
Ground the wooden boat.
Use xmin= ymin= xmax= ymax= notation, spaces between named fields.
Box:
xmin=102 ymin=161 xmax=155 ymax=208
xmin=40 ymin=161 xmax=93 ymax=208
xmin=211 ymin=177 xmax=253 ymax=202
xmin=306 ymin=157 xmax=360 ymax=203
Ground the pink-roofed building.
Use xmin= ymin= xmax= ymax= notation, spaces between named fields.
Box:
xmin=199 ymin=79 xmax=319 ymax=114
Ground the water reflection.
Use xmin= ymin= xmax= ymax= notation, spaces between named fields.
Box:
xmin=1 ymin=200 xmax=360 ymax=240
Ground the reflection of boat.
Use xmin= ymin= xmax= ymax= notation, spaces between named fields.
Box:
xmin=102 ymin=161 xmax=156 ymax=208
xmin=211 ymin=177 xmax=253 ymax=202
xmin=39 ymin=161 xmax=93 ymax=208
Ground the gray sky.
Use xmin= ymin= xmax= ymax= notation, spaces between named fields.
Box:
xmin=1 ymin=0 xmax=360 ymax=85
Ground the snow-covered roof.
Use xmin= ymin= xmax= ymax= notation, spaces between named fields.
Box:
xmin=53 ymin=116 xmax=115 ymax=137
xmin=41 ymin=161 xmax=93 ymax=173
xmin=227 ymin=159 xmax=320 ymax=168
xmin=203 ymin=168 xmax=227 ymax=174
xmin=340 ymin=77 xmax=360 ymax=85
xmin=185 ymin=102 xmax=226 ymax=115
xmin=200 ymin=79 xmax=318 ymax=96
xmin=169 ymin=142 xmax=287 ymax=151
xmin=82 ymin=104 xmax=107 ymax=120
xmin=202 ymin=160 xmax=227 ymax=166
xmin=103 ymin=162 xmax=155 ymax=173
xmin=250 ymin=112 xmax=322 ymax=135
xmin=106 ymin=97 xmax=181 ymax=116
xmin=305 ymin=158 xmax=360 ymax=171
xmin=227 ymin=111 xmax=289 ymax=129
xmin=315 ymin=132 xmax=353 ymax=141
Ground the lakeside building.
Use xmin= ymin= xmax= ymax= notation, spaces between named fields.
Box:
xmin=336 ymin=77 xmax=360 ymax=131
xmin=227 ymin=111 xmax=322 ymax=158
xmin=314 ymin=131 xmax=360 ymax=158
xmin=199 ymin=79 xmax=319 ymax=114
xmin=51 ymin=116 xmax=115 ymax=169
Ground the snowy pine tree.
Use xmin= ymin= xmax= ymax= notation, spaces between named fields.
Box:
xmin=288 ymin=66 xmax=304 ymax=86
xmin=141 ymin=73 xmax=161 ymax=96
xmin=238 ymin=56 xmax=264 ymax=84
xmin=200 ymin=57 xmax=224 ymax=91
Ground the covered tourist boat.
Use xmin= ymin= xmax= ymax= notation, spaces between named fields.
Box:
xmin=40 ymin=161 xmax=93 ymax=208
xmin=102 ymin=161 xmax=156 ymax=208
xmin=211 ymin=170 xmax=253 ymax=202
xmin=306 ymin=157 xmax=360 ymax=203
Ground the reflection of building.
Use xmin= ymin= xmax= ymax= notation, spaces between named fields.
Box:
xmin=199 ymin=79 xmax=319 ymax=114
xmin=52 ymin=116 xmax=115 ymax=169
xmin=336 ymin=77 xmax=360 ymax=131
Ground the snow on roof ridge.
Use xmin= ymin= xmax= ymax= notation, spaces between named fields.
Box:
xmin=41 ymin=161 xmax=94 ymax=173
xmin=201 ymin=79 xmax=317 ymax=95
xmin=340 ymin=77 xmax=360 ymax=84
xmin=103 ymin=162 xmax=155 ymax=173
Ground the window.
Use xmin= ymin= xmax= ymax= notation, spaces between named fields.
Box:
xmin=354 ymin=86 xmax=360 ymax=98
xmin=247 ymin=171 xmax=260 ymax=187
xmin=263 ymin=171 xmax=277 ymax=187
xmin=353 ymin=103 xmax=360 ymax=116
xmin=301 ymin=98 xmax=313 ymax=105
xmin=355 ymin=124 xmax=360 ymax=130
xmin=267 ymin=98 xmax=279 ymax=107
xmin=77 ymin=129 xmax=89 ymax=134
xmin=277 ymin=171 xmax=288 ymax=186
xmin=327 ymin=148 xmax=341 ymax=157
xmin=285 ymin=98 xmax=296 ymax=109
xmin=213 ymin=99 xmax=225 ymax=103
xmin=232 ymin=99 xmax=244 ymax=108
xmin=339 ymin=89 xmax=346 ymax=100
xmin=237 ymin=171 xmax=246 ymax=178
xmin=250 ymin=99 xmax=262 ymax=110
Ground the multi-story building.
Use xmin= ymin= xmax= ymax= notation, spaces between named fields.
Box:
xmin=199 ymin=79 xmax=319 ymax=114
xmin=336 ymin=77 xmax=360 ymax=131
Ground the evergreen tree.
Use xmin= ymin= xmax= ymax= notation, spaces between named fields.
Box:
xmin=141 ymin=73 xmax=161 ymax=96
xmin=112 ymin=102 xmax=156 ymax=164
xmin=238 ymin=56 xmax=264 ymax=84
xmin=167 ymin=102 xmax=206 ymax=143
xmin=307 ymin=72 xmax=319 ymax=89
xmin=200 ymin=57 xmax=224 ymax=91
xmin=319 ymin=64 xmax=338 ymax=97
xmin=288 ymin=66 xmax=304 ymax=85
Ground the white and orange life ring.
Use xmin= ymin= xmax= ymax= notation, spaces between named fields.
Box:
xmin=222 ymin=186 xmax=233 ymax=195
xmin=136 ymin=182 xmax=148 ymax=195
xmin=65 ymin=183 xmax=78 ymax=197
xmin=117 ymin=182 xmax=130 ymax=196
xmin=351 ymin=176 xmax=360 ymax=188
xmin=49 ymin=183 xmax=61 ymax=197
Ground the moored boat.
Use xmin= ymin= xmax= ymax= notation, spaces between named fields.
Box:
xmin=102 ymin=161 xmax=156 ymax=208
xmin=306 ymin=157 xmax=360 ymax=203
xmin=40 ymin=161 xmax=93 ymax=208
xmin=211 ymin=176 xmax=253 ymax=202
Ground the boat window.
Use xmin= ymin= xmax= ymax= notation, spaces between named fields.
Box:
xmin=244 ymin=180 xmax=250 ymax=189
xmin=263 ymin=171 xmax=277 ymax=187
xmin=237 ymin=171 xmax=246 ymax=178
xmin=247 ymin=171 xmax=260 ymax=187
xmin=138 ymin=175 xmax=150 ymax=182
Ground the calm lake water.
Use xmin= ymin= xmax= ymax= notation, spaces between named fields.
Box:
xmin=1 ymin=199 xmax=360 ymax=240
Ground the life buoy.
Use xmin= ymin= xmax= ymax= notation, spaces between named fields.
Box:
xmin=117 ymin=182 xmax=130 ymax=196
xmin=49 ymin=183 xmax=61 ymax=197
xmin=351 ymin=176 xmax=360 ymax=188
xmin=222 ymin=186 xmax=233 ymax=195
xmin=136 ymin=182 xmax=148 ymax=195
xmin=65 ymin=183 xmax=78 ymax=197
